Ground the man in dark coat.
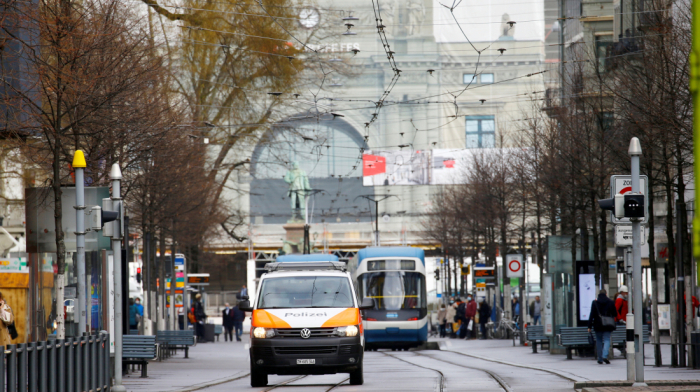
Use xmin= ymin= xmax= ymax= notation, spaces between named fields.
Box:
xmin=232 ymin=302 xmax=246 ymax=342
xmin=193 ymin=293 xmax=207 ymax=342
xmin=478 ymin=298 xmax=491 ymax=340
xmin=222 ymin=303 xmax=235 ymax=342
xmin=588 ymin=289 xmax=617 ymax=364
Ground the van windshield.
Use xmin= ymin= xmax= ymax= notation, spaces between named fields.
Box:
xmin=257 ymin=276 xmax=355 ymax=309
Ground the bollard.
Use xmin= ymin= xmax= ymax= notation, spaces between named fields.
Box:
xmin=28 ymin=342 xmax=37 ymax=392
xmin=82 ymin=336 xmax=88 ymax=390
xmin=39 ymin=341 xmax=47 ymax=392
xmin=0 ymin=346 xmax=4 ymax=392
xmin=19 ymin=343 xmax=27 ymax=392
xmin=56 ymin=340 xmax=64 ymax=392
xmin=66 ymin=338 xmax=74 ymax=392
xmin=627 ymin=314 xmax=635 ymax=381
xmin=7 ymin=345 xmax=16 ymax=392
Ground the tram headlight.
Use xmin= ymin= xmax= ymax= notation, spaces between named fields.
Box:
xmin=253 ymin=327 xmax=276 ymax=339
xmin=336 ymin=325 xmax=359 ymax=337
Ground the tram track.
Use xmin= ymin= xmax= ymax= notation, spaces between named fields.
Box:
xmin=381 ymin=351 xmax=447 ymax=392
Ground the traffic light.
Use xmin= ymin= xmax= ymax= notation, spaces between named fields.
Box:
xmin=434 ymin=268 xmax=440 ymax=280
xmin=623 ymin=194 xmax=645 ymax=218
xmin=598 ymin=194 xmax=625 ymax=219
xmin=461 ymin=265 xmax=470 ymax=275
xmin=136 ymin=267 xmax=142 ymax=283
xmin=89 ymin=205 xmax=119 ymax=231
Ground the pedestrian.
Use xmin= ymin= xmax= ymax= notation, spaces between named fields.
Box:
xmin=134 ymin=297 xmax=144 ymax=318
xmin=233 ymin=301 xmax=246 ymax=341
xmin=588 ymin=289 xmax=616 ymax=364
xmin=239 ymin=285 xmax=248 ymax=299
xmin=437 ymin=304 xmax=448 ymax=338
xmin=445 ymin=299 xmax=456 ymax=338
xmin=478 ymin=298 xmax=491 ymax=340
xmin=455 ymin=298 xmax=468 ymax=339
xmin=465 ymin=295 xmax=477 ymax=339
xmin=222 ymin=302 xmax=234 ymax=342
xmin=0 ymin=292 xmax=14 ymax=346
xmin=615 ymin=286 xmax=628 ymax=324
xmin=511 ymin=297 xmax=520 ymax=329
xmin=128 ymin=298 xmax=139 ymax=332
xmin=529 ymin=296 xmax=541 ymax=326
xmin=193 ymin=293 xmax=207 ymax=342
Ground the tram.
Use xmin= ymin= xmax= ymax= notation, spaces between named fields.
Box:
xmin=348 ymin=247 xmax=428 ymax=350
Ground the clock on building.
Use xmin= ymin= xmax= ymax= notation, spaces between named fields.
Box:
xmin=299 ymin=7 xmax=320 ymax=29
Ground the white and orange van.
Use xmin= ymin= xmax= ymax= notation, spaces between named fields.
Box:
xmin=239 ymin=255 xmax=373 ymax=387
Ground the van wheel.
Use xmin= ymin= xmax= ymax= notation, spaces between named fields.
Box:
xmin=250 ymin=359 xmax=268 ymax=387
xmin=349 ymin=362 xmax=364 ymax=385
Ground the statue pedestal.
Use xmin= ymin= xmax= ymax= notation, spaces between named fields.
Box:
xmin=283 ymin=223 xmax=305 ymax=254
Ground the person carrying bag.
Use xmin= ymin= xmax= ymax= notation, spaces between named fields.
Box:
xmin=0 ymin=291 xmax=15 ymax=347
xmin=588 ymin=289 xmax=616 ymax=364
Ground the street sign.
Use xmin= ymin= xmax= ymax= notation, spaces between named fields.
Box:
xmin=611 ymin=175 xmax=648 ymax=223
xmin=505 ymin=254 xmax=523 ymax=278
xmin=614 ymin=225 xmax=646 ymax=247
xmin=187 ymin=273 xmax=210 ymax=286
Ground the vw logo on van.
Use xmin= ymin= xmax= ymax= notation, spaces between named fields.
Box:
xmin=300 ymin=328 xmax=312 ymax=339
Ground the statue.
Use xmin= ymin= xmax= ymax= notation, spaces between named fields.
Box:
xmin=407 ymin=0 xmax=425 ymax=36
xmin=284 ymin=161 xmax=311 ymax=222
xmin=499 ymin=13 xmax=515 ymax=40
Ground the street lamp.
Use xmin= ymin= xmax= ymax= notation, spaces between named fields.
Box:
xmin=355 ymin=194 xmax=399 ymax=246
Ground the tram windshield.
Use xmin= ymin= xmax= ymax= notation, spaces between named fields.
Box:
xmin=359 ymin=272 xmax=425 ymax=311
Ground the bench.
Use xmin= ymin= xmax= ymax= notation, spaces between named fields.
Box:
xmin=558 ymin=325 xmax=651 ymax=359
xmin=156 ymin=330 xmax=195 ymax=359
xmin=214 ymin=324 xmax=223 ymax=341
xmin=611 ymin=325 xmax=650 ymax=356
xmin=123 ymin=335 xmax=157 ymax=378
xmin=526 ymin=325 xmax=549 ymax=353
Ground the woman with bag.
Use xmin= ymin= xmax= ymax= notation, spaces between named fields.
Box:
xmin=437 ymin=304 xmax=448 ymax=338
xmin=0 ymin=292 xmax=15 ymax=347
xmin=588 ymin=289 xmax=617 ymax=364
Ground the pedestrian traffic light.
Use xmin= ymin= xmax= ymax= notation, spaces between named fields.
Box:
xmin=434 ymin=268 xmax=440 ymax=280
xmin=461 ymin=265 xmax=470 ymax=275
xmin=136 ymin=267 xmax=142 ymax=283
xmin=623 ymin=194 xmax=645 ymax=218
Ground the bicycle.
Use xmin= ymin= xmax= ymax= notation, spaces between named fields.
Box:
xmin=492 ymin=308 xmax=520 ymax=344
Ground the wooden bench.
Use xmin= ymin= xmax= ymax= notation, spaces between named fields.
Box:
xmin=123 ymin=335 xmax=157 ymax=378
xmin=611 ymin=325 xmax=650 ymax=356
xmin=526 ymin=325 xmax=549 ymax=353
xmin=156 ymin=330 xmax=195 ymax=359
xmin=558 ymin=326 xmax=650 ymax=359
xmin=214 ymin=324 xmax=223 ymax=342
xmin=558 ymin=327 xmax=594 ymax=359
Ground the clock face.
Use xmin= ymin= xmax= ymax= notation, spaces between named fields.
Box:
xmin=299 ymin=7 xmax=320 ymax=29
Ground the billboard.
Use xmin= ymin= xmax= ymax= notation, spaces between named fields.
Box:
xmin=362 ymin=148 xmax=523 ymax=186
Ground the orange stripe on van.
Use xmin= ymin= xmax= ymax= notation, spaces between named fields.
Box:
xmin=321 ymin=308 xmax=360 ymax=328
xmin=252 ymin=310 xmax=292 ymax=329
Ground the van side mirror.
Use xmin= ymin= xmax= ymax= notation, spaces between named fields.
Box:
xmin=360 ymin=298 xmax=375 ymax=310
xmin=238 ymin=300 xmax=253 ymax=312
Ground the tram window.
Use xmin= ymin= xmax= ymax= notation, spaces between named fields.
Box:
xmin=367 ymin=259 xmax=416 ymax=271
xmin=360 ymin=272 xmax=426 ymax=310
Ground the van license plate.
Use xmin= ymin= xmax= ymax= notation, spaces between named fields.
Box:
xmin=297 ymin=359 xmax=315 ymax=365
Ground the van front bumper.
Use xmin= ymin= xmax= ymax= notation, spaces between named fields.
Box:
xmin=249 ymin=336 xmax=363 ymax=375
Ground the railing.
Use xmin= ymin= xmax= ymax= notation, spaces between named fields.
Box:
xmin=1 ymin=333 xmax=110 ymax=392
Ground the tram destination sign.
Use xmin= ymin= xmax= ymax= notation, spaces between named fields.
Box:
xmin=474 ymin=267 xmax=495 ymax=279
xmin=187 ymin=273 xmax=210 ymax=286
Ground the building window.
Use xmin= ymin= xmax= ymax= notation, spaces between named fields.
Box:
xmin=595 ymin=35 xmax=612 ymax=72
xmin=480 ymin=73 xmax=494 ymax=84
xmin=463 ymin=74 xmax=476 ymax=84
xmin=465 ymin=116 xmax=495 ymax=148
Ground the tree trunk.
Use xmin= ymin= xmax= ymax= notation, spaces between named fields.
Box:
xmin=647 ymin=174 xmax=662 ymax=366
xmin=53 ymin=137 xmax=66 ymax=339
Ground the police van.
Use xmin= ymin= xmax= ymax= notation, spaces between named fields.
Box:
xmin=239 ymin=254 xmax=374 ymax=387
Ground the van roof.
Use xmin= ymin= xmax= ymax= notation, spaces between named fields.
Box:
xmin=276 ymin=254 xmax=339 ymax=262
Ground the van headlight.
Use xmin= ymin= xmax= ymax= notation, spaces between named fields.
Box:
xmin=336 ymin=325 xmax=359 ymax=337
xmin=253 ymin=327 xmax=276 ymax=339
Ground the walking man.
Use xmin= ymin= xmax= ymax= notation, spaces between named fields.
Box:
xmin=222 ymin=303 xmax=234 ymax=342
xmin=530 ymin=296 xmax=541 ymax=326
xmin=233 ymin=301 xmax=246 ymax=341
xmin=588 ymin=289 xmax=617 ymax=364
xmin=478 ymin=298 xmax=491 ymax=340
xmin=193 ymin=293 xmax=207 ymax=342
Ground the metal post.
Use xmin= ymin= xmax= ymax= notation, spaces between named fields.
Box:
xmin=73 ymin=151 xmax=87 ymax=335
xmin=627 ymin=313 xmax=635 ymax=380
xmin=145 ymin=232 xmax=151 ymax=322
xmin=629 ymin=138 xmax=646 ymax=385
xmin=374 ymin=199 xmax=379 ymax=246
xmin=29 ymin=342 xmax=37 ymax=392
xmin=677 ymin=201 xmax=687 ymax=367
xmin=110 ymin=163 xmax=126 ymax=392
xmin=170 ymin=230 xmax=176 ymax=331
